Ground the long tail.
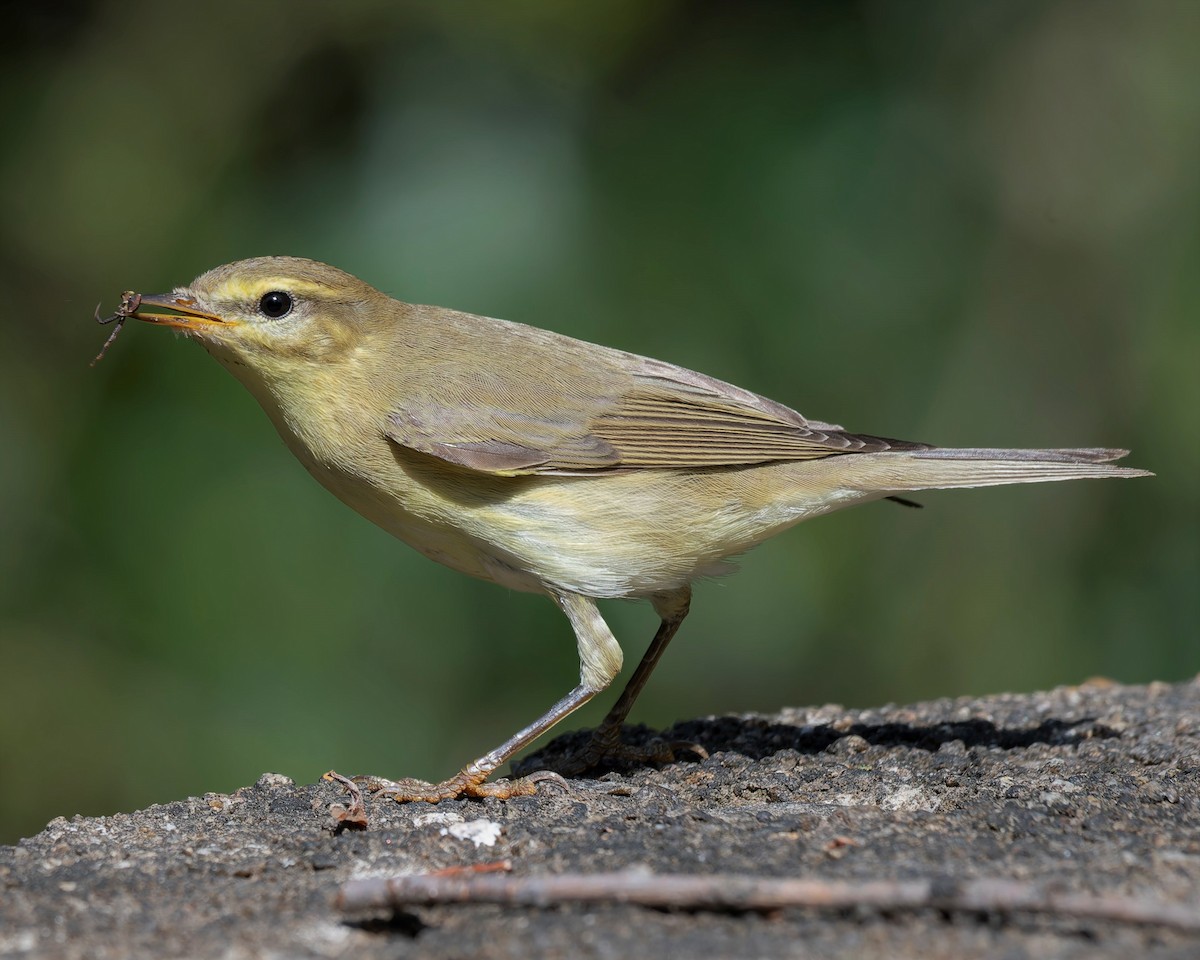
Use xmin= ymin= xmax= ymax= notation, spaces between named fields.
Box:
xmin=824 ymin=447 xmax=1152 ymax=496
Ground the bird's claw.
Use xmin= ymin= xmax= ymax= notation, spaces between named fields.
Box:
xmin=347 ymin=769 xmax=568 ymax=803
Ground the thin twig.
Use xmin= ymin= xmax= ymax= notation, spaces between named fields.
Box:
xmin=427 ymin=860 xmax=513 ymax=878
xmin=336 ymin=869 xmax=1200 ymax=932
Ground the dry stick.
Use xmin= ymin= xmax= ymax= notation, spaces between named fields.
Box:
xmin=427 ymin=860 xmax=513 ymax=878
xmin=337 ymin=870 xmax=1200 ymax=932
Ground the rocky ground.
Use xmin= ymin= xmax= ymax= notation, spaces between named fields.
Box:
xmin=2 ymin=679 xmax=1198 ymax=959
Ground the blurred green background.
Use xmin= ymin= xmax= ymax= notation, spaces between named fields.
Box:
xmin=2 ymin=1 xmax=1196 ymax=844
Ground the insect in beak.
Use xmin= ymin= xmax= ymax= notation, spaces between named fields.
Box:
xmin=90 ymin=291 xmax=142 ymax=366
xmin=90 ymin=291 xmax=227 ymax=366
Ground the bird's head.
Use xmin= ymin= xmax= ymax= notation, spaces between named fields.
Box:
xmin=129 ymin=256 xmax=387 ymax=383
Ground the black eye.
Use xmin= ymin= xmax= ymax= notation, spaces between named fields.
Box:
xmin=258 ymin=290 xmax=293 ymax=319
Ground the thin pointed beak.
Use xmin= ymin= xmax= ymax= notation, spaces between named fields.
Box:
xmin=128 ymin=292 xmax=231 ymax=330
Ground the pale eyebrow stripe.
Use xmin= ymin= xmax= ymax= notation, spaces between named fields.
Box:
xmin=221 ymin=279 xmax=334 ymax=300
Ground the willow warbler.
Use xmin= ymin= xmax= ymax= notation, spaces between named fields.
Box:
xmin=105 ymin=257 xmax=1149 ymax=802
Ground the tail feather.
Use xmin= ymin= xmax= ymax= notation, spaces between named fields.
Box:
xmin=847 ymin=447 xmax=1151 ymax=493
xmin=912 ymin=447 xmax=1133 ymax=465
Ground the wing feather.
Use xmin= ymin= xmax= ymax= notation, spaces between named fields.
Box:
xmin=382 ymin=312 xmax=930 ymax=475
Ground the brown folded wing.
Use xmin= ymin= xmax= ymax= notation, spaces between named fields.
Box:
xmin=386 ymin=364 xmax=929 ymax=476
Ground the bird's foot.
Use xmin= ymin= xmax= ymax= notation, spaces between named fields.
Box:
xmin=350 ymin=768 xmax=567 ymax=804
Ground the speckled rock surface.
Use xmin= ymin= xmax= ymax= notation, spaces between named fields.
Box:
xmin=2 ymin=679 xmax=1198 ymax=959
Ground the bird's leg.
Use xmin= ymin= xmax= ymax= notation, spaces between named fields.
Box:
xmin=358 ymin=592 xmax=624 ymax=803
xmin=355 ymin=686 xmax=590 ymax=801
xmin=554 ymin=586 xmax=703 ymax=775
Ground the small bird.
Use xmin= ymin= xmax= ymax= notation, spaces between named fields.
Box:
xmin=106 ymin=256 xmax=1149 ymax=803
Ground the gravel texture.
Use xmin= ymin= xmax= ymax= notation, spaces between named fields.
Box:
xmin=2 ymin=679 xmax=1198 ymax=959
